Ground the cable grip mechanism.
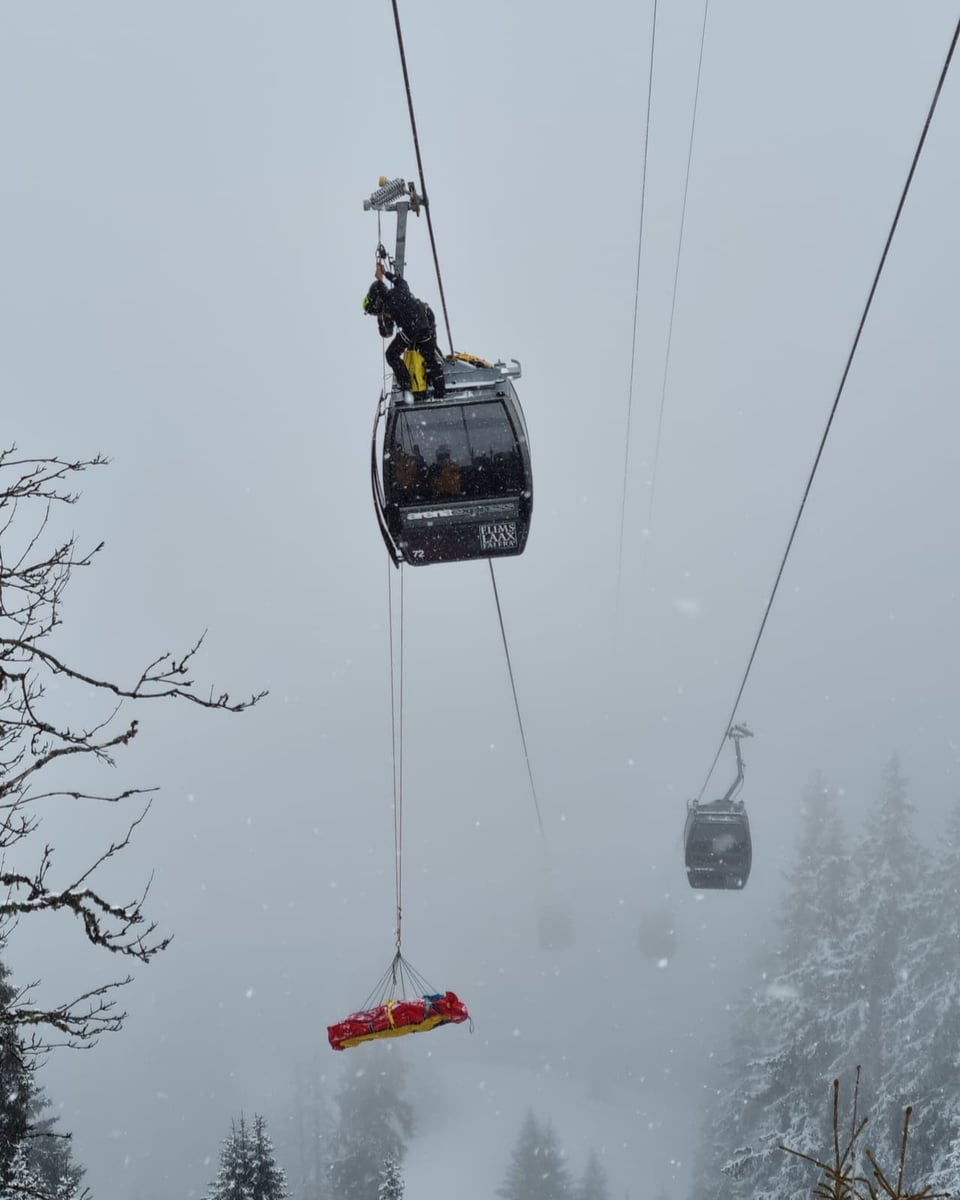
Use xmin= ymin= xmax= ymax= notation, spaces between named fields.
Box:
xmin=363 ymin=176 xmax=422 ymax=281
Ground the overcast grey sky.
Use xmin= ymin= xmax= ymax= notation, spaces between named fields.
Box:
xmin=3 ymin=3 xmax=960 ymax=1198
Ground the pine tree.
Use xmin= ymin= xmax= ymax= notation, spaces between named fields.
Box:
xmin=0 ymin=1137 xmax=85 ymax=1200
xmin=23 ymin=1088 xmax=86 ymax=1199
xmin=895 ymin=794 xmax=960 ymax=1190
xmin=0 ymin=1145 xmax=43 ymax=1200
xmin=498 ymin=1111 xmax=543 ymax=1200
xmin=0 ymin=957 xmax=31 ymax=1190
xmin=208 ymin=1115 xmax=256 ymax=1200
xmin=250 ymin=1114 xmax=289 ymax=1200
xmin=0 ymin=947 xmax=87 ymax=1200
xmin=690 ymin=774 xmax=854 ymax=1200
xmin=498 ymin=1110 xmax=572 ymax=1200
xmin=378 ymin=1156 xmax=404 ymax=1200
xmin=328 ymin=1048 xmax=414 ymax=1200
xmin=835 ymin=757 xmax=931 ymax=1133
xmin=576 ymin=1149 xmax=609 ymax=1200
xmin=691 ymin=758 xmax=949 ymax=1200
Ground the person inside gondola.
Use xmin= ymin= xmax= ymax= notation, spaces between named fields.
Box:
xmin=392 ymin=442 xmax=428 ymax=502
xmin=363 ymin=263 xmax=445 ymax=398
xmin=431 ymin=446 xmax=461 ymax=497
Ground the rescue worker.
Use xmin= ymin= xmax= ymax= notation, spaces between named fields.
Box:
xmin=363 ymin=263 xmax=445 ymax=398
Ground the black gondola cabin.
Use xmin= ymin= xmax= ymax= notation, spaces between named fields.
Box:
xmin=683 ymin=799 xmax=752 ymax=890
xmin=372 ymin=356 xmax=532 ymax=566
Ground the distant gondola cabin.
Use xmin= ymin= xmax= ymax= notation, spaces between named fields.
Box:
xmin=683 ymin=800 xmax=752 ymax=890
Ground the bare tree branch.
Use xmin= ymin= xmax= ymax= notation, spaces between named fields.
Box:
xmin=0 ymin=450 xmax=263 ymax=1053
xmin=8 ymin=978 xmax=131 ymax=1048
xmin=0 ymin=633 xmax=266 ymax=711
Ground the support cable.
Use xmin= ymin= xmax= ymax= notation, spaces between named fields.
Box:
xmin=696 ymin=11 xmax=960 ymax=801
xmin=640 ymin=0 xmax=711 ymax=588
xmin=489 ymin=562 xmax=545 ymax=838
xmin=390 ymin=0 xmax=455 ymax=355
xmin=616 ymin=0 xmax=659 ymax=623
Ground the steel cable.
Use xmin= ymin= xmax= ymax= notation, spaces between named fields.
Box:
xmin=489 ymin=562 xmax=545 ymax=838
xmin=616 ymin=0 xmax=659 ymax=625
xmin=390 ymin=0 xmax=455 ymax=355
xmin=696 ymin=12 xmax=960 ymax=801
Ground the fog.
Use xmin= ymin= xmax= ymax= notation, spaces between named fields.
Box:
xmin=2 ymin=2 xmax=959 ymax=1197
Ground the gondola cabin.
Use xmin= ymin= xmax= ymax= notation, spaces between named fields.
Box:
xmin=372 ymin=356 xmax=532 ymax=566
xmin=683 ymin=799 xmax=752 ymax=890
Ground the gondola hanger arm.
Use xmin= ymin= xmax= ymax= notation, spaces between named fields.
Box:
xmin=721 ymin=723 xmax=753 ymax=805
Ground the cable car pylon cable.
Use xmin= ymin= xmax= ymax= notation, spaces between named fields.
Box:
xmin=489 ymin=562 xmax=545 ymax=839
xmin=390 ymin=0 xmax=454 ymax=355
xmin=696 ymin=11 xmax=960 ymax=803
xmin=616 ymin=0 xmax=659 ymax=627
xmin=638 ymin=0 xmax=710 ymax=592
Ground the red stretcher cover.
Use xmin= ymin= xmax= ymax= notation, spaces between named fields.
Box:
xmin=328 ymin=991 xmax=469 ymax=1051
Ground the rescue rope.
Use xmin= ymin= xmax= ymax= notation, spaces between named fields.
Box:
xmin=390 ymin=0 xmax=455 ymax=356
xmin=361 ymin=949 xmax=436 ymax=1010
xmin=616 ymin=0 xmax=659 ymax=625
xmin=377 ymin=564 xmax=444 ymax=1003
xmin=489 ymin=562 xmax=544 ymax=838
xmin=387 ymin=561 xmax=405 ymax=951
xmin=695 ymin=10 xmax=960 ymax=802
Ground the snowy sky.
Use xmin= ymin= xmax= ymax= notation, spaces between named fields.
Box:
xmin=3 ymin=3 xmax=960 ymax=1198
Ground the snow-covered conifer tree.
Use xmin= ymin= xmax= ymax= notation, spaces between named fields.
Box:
xmin=0 ymin=948 xmax=87 ymax=1199
xmin=328 ymin=1049 xmax=414 ymax=1200
xmin=0 ymin=1135 xmax=84 ymax=1200
xmin=834 ymin=757 xmax=930 ymax=1132
xmin=0 ymin=1145 xmax=43 ymax=1200
xmin=690 ymin=774 xmax=854 ymax=1200
xmin=0 ymin=956 xmax=30 ymax=1187
xmin=208 ymin=1115 xmax=256 ymax=1200
xmin=250 ymin=1114 xmax=289 ymax=1200
xmin=895 ymin=793 xmax=960 ymax=1190
xmin=497 ymin=1110 xmax=572 ymax=1200
xmin=378 ymin=1155 xmax=404 ymax=1200
xmin=692 ymin=758 xmax=948 ymax=1200
xmin=22 ymin=1088 xmax=86 ymax=1199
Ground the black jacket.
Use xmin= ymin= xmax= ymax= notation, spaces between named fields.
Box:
xmin=380 ymin=272 xmax=435 ymax=337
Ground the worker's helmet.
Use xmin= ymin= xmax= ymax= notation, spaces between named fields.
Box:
xmin=363 ymin=280 xmax=387 ymax=313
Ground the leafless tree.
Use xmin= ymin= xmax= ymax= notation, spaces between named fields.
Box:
xmin=0 ymin=447 xmax=265 ymax=1052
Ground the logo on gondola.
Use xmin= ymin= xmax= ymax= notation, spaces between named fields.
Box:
xmin=479 ymin=522 xmax=518 ymax=550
